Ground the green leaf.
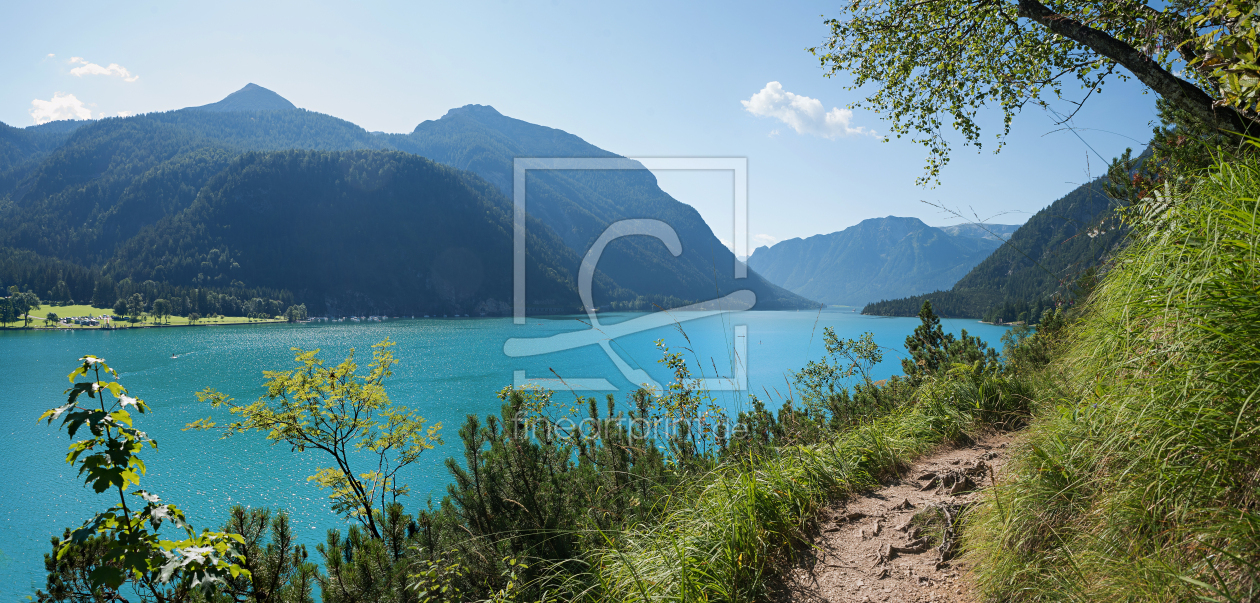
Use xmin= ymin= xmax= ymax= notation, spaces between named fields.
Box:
xmin=89 ymin=565 xmax=127 ymax=589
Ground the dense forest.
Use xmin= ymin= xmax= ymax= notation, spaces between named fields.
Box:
xmin=0 ymin=87 xmax=810 ymax=320
xmin=389 ymin=104 xmax=807 ymax=309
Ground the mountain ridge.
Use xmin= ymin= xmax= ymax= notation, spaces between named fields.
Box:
xmin=0 ymin=85 xmax=812 ymax=314
xmin=861 ymin=175 xmax=1129 ymax=322
xmin=747 ymin=216 xmax=1013 ymax=307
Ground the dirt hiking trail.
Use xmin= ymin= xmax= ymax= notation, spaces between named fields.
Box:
xmin=777 ymin=433 xmax=1014 ymax=603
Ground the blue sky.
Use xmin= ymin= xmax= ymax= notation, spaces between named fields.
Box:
xmin=1 ymin=0 xmax=1160 ymax=247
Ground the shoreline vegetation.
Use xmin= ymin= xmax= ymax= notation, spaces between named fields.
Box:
xmin=30 ymin=139 xmax=1260 ymax=600
xmin=21 ymin=0 xmax=1260 ymax=597
xmin=29 ymin=143 xmax=1260 ymax=601
xmin=2 ymin=304 xmax=287 ymax=330
xmin=35 ymin=299 xmax=1032 ymax=602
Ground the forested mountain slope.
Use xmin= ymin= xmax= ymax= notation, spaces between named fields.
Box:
xmin=0 ymin=118 xmax=236 ymax=260
xmin=389 ymin=104 xmax=810 ymax=309
xmin=747 ymin=216 xmax=1010 ymax=306
xmin=862 ymin=175 xmax=1128 ymax=322
xmin=0 ymin=119 xmax=85 ymax=194
xmin=0 ymin=85 xmax=808 ymax=315
xmin=110 ymin=150 xmax=606 ymax=315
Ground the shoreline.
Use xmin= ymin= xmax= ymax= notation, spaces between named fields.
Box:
xmin=2 ymin=319 xmax=288 ymax=332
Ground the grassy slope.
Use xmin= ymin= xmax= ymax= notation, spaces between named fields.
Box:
xmin=965 ymin=153 xmax=1260 ymax=601
xmin=576 ymin=366 xmax=1033 ymax=602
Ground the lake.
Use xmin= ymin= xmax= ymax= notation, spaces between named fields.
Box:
xmin=0 ymin=309 xmax=1009 ymax=599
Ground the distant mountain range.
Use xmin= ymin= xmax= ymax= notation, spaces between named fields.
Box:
xmin=861 ymin=175 xmax=1128 ymax=322
xmin=0 ymin=84 xmax=809 ymax=316
xmin=747 ymin=217 xmax=1018 ymax=307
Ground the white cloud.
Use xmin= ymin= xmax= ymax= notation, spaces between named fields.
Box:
xmin=68 ymin=57 xmax=138 ymax=82
xmin=741 ymin=81 xmax=872 ymax=139
xmin=46 ymin=53 xmax=55 ymax=58
xmin=30 ymin=92 xmax=92 ymax=124
xmin=116 ymin=110 xmax=133 ymax=117
xmin=752 ymin=233 xmax=779 ymax=248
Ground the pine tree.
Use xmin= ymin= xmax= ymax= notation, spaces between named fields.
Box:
xmin=902 ymin=301 xmax=950 ymax=382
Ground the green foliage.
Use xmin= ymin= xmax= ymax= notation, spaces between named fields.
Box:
xmin=967 ymin=144 xmax=1260 ymax=601
xmin=0 ymin=244 xmax=295 ymax=322
xmin=901 ymin=301 xmax=1000 ymax=384
xmin=587 ymin=364 xmax=1033 ymax=602
xmin=35 ymin=355 xmax=248 ymax=602
xmin=810 ymin=0 xmax=1246 ymax=183
xmin=317 ymin=518 xmax=413 ymax=603
xmin=152 ymin=299 xmax=173 ymax=323
xmin=1000 ymin=307 xmax=1068 ymax=371
xmin=189 ymin=340 xmax=442 ymax=540
xmin=6 ymin=287 xmax=41 ymax=327
xmin=1192 ymin=0 xmax=1260 ymax=119
xmin=794 ymin=329 xmax=883 ymax=423
xmin=215 ymin=507 xmax=318 ymax=603
xmin=408 ymin=551 xmax=466 ymax=603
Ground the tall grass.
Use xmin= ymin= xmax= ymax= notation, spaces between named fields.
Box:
xmin=577 ymin=364 xmax=1033 ymax=602
xmin=966 ymin=149 xmax=1260 ymax=601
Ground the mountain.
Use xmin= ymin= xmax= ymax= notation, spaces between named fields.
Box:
xmin=862 ymin=175 xmax=1128 ymax=322
xmin=109 ymin=150 xmax=602 ymax=315
xmin=187 ymin=83 xmax=298 ymax=112
xmin=0 ymin=85 xmax=809 ymax=315
xmin=0 ymin=120 xmax=85 ymax=189
xmin=746 ymin=217 xmax=1013 ymax=307
xmin=386 ymin=104 xmax=810 ymax=310
xmin=938 ymin=223 xmax=1020 ymax=242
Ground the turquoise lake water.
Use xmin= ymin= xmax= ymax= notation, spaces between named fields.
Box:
xmin=0 ymin=310 xmax=1009 ymax=599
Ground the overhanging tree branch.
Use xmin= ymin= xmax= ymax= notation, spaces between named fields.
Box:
xmin=1016 ymin=0 xmax=1253 ymax=132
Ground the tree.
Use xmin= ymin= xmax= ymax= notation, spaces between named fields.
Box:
xmin=36 ymin=356 xmax=248 ymax=602
xmin=795 ymin=329 xmax=884 ymax=421
xmin=128 ymin=293 xmax=146 ymax=321
xmin=903 ymin=301 xmax=951 ymax=380
xmin=903 ymin=301 xmax=1001 ymax=382
xmin=1 ymin=298 xmax=16 ymax=326
xmin=11 ymin=289 xmax=42 ymax=328
xmin=91 ymin=277 xmax=117 ymax=309
xmin=811 ymin=0 xmax=1260 ymax=183
xmin=152 ymin=299 xmax=173 ymax=324
xmin=188 ymin=340 xmax=442 ymax=540
xmin=45 ymin=312 xmax=59 ymax=327
xmin=188 ymin=312 xmax=201 ymax=325
xmin=284 ymin=304 xmax=307 ymax=323
xmin=113 ymin=299 xmax=129 ymax=320
xmin=215 ymin=507 xmax=318 ymax=603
